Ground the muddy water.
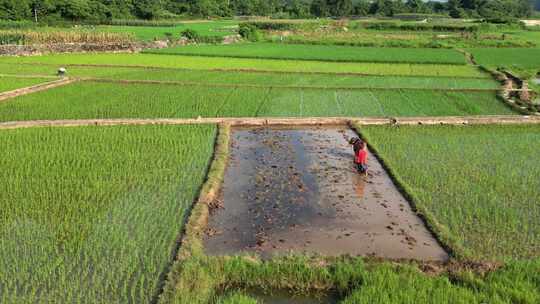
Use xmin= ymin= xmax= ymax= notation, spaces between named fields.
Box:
xmin=204 ymin=127 xmax=448 ymax=261
xmin=245 ymin=288 xmax=339 ymax=304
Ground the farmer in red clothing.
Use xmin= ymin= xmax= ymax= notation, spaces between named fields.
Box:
xmin=348 ymin=137 xmax=363 ymax=155
xmin=355 ymin=141 xmax=368 ymax=176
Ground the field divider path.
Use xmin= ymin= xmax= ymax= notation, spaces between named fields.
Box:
xmin=1 ymin=116 xmax=540 ymax=130
xmin=0 ymin=73 xmax=60 ymax=79
xmin=76 ymin=77 xmax=501 ymax=92
xmin=0 ymin=77 xmax=77 ymax=102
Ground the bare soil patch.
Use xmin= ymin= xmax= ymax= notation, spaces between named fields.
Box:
xmin=204 ymin=126 xmax=448 ymax=261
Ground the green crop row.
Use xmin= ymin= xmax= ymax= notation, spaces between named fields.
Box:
xmin=0 ymin=81 xmax=514 ymax=122
xmin=0 ymin=76 xmax=54 ymax=93
xmin=97 ymin=21 xmax=237 ymax=41
xmin=359 ymin=124 xmax=540 ymax=260
xmin=0 ymin=53 xmax=488 ymax=78
xmin=0 ymin=63 xmax=499 ymax=90
xmin=0 ymin=124 xmax=216 ymax=303
xmin=469 ymin=48 xmax=540 ymax=78
xmin=146 ymin=43 xmax=467 ymax=65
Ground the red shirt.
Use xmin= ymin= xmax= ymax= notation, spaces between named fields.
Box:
xmin=355 ymin=149 xmax=367 ymax=164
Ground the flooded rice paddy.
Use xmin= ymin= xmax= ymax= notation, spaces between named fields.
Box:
xmin=204 ymin=126 xmax=448 ymax=261
xmin=244 ymin=288 xmax=339 ymax=304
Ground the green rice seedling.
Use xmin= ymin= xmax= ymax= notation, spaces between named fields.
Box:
xmin=0 ymin=81 xmax=514 ymax=122
xmin=468 ymin=48 xmax=540 ymax=78
xmin=145 ymin=43 xmax=468 ymax=65
xmin=0 ymin=76 xmax=55 ymax=93
xmin=0 ymin=124 xmax=216 ymax=303
xmin=0 ymin=53 xmax=488 ymax=77
xmin=358 ymin=124 xmax=540 ymax=260
xmin=0 ymin=62 xmax=499 ymax=90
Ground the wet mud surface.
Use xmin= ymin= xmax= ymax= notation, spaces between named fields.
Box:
xmin=244 ymin=288 xmax=339 ymax=304
xmin=204 ymin=127 xmax=448 ymax=261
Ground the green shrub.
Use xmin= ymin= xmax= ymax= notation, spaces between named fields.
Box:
xmin=181 ymin=29 xmax=200 ymax=41
xmin=242 ymin=21 xmax=300 ymax=31
xmin=238 ymin=23 xmax=261 ymax=42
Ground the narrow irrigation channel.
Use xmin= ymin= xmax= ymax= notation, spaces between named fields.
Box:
xmin=204 ymin=126 xmax=448 ymax=261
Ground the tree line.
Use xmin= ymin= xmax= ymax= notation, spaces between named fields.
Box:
xmin=0 ymin=0 xmax=537 ymax=23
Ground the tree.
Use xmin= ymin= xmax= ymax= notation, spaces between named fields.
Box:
xmin=327 ymin=0 xmax=353 ymax=16
xmin=29 ymin=0 xmax=54 ymax=22
xmin=310 ymin=0 xmax=329 ymax=17
xmin=134 ymin=0 xmax=160 ymax=19
xmin=286 ymin=0 xmax=310 ymax=18
xmin=447 ymin=0 xmax=464 ymax=18
xmin=405 ymin=0 xmax=425 ymax=13
xmin=353 ymin=0 xmax=370 ymax=16
xmin=369 ymin=0 xmax=395 ymax=17
xmin=56 ymin=0 xmax=91 ymax=21
xmin=0 ymin=0 xmax=31 ymax=20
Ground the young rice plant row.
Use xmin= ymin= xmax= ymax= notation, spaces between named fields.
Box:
xmin=0 ymin=82 xmax=515 ymax=122
xmin=0 ymin=125 xmax=216 ymax=303
xmin=146 ymin=43 xmax=468 ymax=65
xmin=0 ymin=54 xmax=488 ymax=78
xmin=359 ymin=124 xmax=540 ymax=260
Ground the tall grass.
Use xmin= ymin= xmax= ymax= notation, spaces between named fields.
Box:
xmin=0 ymin=29 xmax=133 ymax=45
xmin=0 ymin=124 xmax=216 ymax=303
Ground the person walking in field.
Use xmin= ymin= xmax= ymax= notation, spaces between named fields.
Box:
xmin=355 ymin=142 xmax=368 ymax=177
xmin=349 ymin=137 xmax=368 ymax=176
xmin=349 ymin=137 xmax=363 ymax=155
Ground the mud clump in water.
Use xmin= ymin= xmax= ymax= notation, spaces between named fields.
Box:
xmin=204 ymin=126 xmax=448 ymax=261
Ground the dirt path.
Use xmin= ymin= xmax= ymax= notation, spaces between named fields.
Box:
xmin=1 ymin=116 xmax=539 ymax=130
xmin=204 ymin=126 xmax=448 ymax=261
xmin=0 ymin=78 xmax=76 ymax=102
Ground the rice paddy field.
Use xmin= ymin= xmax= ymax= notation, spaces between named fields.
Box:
xmin=0 ymin=76 xmax=53 ymax=93
xmin=0 ymin=81 xmax=513 ymax=121
xmin=97 ymin=21 xmax=237 ymax=41
xmin=1 ymin=18 xmax=539 ymax=304
xmin=0 ymin=53 xmax=487 ymax=77
xmin=0 ymin=124 xmax=216 ymax=303
xmin=146 ymin=43 xmax=467 ymax=64
xmin=0 ymin=63 xmax=499 ymax=90
xmin=358 ymin=124 xmax=540 ymax=261
xmin=468 ymin=48 xmax=540 ymax=78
